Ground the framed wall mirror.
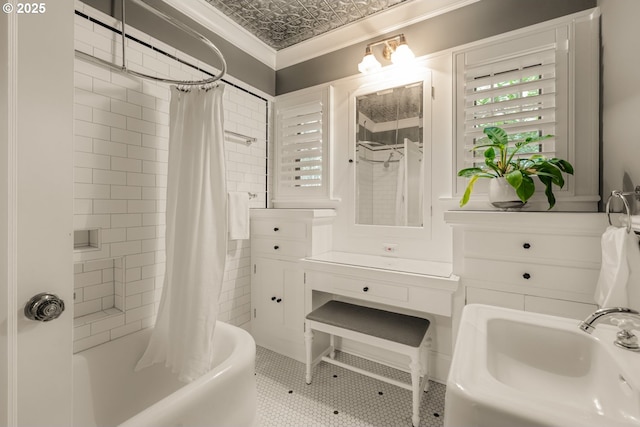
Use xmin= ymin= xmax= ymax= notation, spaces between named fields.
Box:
xmin=355 ymin=81 xmax=425 ymax=227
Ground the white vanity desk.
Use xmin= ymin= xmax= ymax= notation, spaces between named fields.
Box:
xmin=301 ymin=251 xmax=459 ymax=382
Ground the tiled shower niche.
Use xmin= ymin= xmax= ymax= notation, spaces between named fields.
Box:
xmin=73 ymin=257 xmax=126 ymax=348
xmin=74 ymin=257 xmax=124 ymax=316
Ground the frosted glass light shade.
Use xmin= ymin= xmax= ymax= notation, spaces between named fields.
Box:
xmin=358 ymin=53 xmax=382 ymax=73
xmin=391 ymin=43 xmax=415 ymax=65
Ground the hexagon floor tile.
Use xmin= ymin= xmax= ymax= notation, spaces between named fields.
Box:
xmin=255 ymin=346 xmax=446 ymax=427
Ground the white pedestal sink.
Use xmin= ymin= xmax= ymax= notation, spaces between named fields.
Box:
xmin=445 ymin=304 xmax=640 ymax=427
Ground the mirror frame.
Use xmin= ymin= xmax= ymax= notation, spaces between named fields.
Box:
xmin=348 ymin=71 xmax=433 ymax=241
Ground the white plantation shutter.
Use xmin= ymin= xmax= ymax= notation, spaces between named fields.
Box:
xmin=279 ymin=101 xmax=324 ymax=189
xmin=454 ymin=24 xmax=575 ymax=201
xmin=273 ymin=85 xmax=334 ymax=206
xmin=462 ymin=49 xmax=558 ymax=167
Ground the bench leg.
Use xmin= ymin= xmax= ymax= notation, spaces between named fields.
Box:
xmin=304 ymin=327 xmax=314 ymax=384
xmin=329 ymin=334 xmax=336 ymax=359
xmin=421 ymin=339 xmax=430 ymax=393
xmin=409 ymin=356 xmax=421 ymax=427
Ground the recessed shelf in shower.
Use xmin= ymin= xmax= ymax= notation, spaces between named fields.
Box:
xmin=74 ymin=228 xmax=100 ymax=251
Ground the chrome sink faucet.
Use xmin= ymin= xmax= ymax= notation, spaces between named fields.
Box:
xmin=579 ymin=307 xmax=640 ymax=352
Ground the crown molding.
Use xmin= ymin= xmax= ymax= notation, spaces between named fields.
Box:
xmin=162 ymin=0 xmax=478 ymax=72
xmin=162 ymin=0 xmax=277 ymax=69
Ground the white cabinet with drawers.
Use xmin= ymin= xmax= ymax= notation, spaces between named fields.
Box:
xmin=250 ymin=209 xmax=335 ymax=361
xmin=445 ymin=211 xmax=608 ymax=334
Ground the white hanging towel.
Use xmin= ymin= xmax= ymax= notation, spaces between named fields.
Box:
xmin=626 ymin=231 xmax=640 ymax=310
xmin=621 ymin=214 xmax=640 ymax=232
xmin=594 ymin=225 xmax=631 ymax=307
xmin=135 ymin=85 xmax=227 ymax=382
xmin=228 ymin=191 xmax=250 ymax=240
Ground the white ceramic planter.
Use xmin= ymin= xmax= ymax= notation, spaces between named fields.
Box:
xmin=488 ymin=177 xmax=526 ymax=209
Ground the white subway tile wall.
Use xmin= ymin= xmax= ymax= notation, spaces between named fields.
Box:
xmin=73 ymin=1 xmax=270 ymax=353
xmin=372 ymin=162 xmax=399 ymax=225
xmin=356 ymin=155 xmax=398 ymax=226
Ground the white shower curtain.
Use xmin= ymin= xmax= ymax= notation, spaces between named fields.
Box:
xmin=395 ymin=157 xmax=406 ymax=226
xmin=135 ymin=85 xmax=227 ymax=382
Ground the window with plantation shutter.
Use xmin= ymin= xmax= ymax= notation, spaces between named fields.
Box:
xmin=279 ymin=101 xmax=323 ymax=188
xmin=462 ymin=49 xmax=559 ymax=167
xmin=273 ymin=85 xmax=335 ymax=207
xmin=453 ymin=11 xmax=600 ymax=211
xmin=454 ymin=24 xmax=574 ymax=205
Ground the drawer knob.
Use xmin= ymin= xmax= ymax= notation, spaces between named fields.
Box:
xmin=271 ymin=296 xmax=276 ymax=301
xmin=273 ymin=227 xmax=279 ymax=232
xmin=523 ymin=243 xmax=531 ymax=249
xmin=363 ymin=286 xmax=369 ymax=292
xmin=276 ymin=298 xmax=282 ymax=303
xmin=348 ymin=159 xmax=354 ymax=163
xmin=523 ymin=273 xmax=531 ymax=280
xmin=273 ymin=245 xmax=280 ymax=250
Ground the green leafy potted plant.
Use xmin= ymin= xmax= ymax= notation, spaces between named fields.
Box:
xmin=457 ymin=126 xmax=574 ymax=209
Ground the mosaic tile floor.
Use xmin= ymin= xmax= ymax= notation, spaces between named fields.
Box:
xmin=255 ymin=346 xmax=446 ymax=427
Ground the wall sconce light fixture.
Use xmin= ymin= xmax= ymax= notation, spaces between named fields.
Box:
xmin=357 ymin=34 xmax=415 ymax=74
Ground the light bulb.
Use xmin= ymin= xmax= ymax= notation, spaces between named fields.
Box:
xmin=391 ymin=43 xmax=415 ymax=65
xmin=358 ymin=48 xmax=382 ymax=74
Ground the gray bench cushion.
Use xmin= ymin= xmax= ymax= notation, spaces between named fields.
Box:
xmin=306 ymin=300 xmax=430 ymax=348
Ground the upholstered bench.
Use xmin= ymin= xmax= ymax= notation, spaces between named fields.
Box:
xmin=304 ymin=300 xmax=431 ymax=427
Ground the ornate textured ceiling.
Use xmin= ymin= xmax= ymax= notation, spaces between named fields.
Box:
xmin=205 ymin=0 xmax=411 ymax=50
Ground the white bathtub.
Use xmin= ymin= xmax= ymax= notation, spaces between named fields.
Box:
xmin=73 ymin=321 xmax=257 ymax=427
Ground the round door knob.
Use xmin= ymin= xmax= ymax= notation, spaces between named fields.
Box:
xmin=24 ymin=293 xmax=65 ymax=322
xmin=523 ymin=273 xmax=531 ymax=280
xmin=363 ymin=287 xmax=369 ymax=292
xmin=523 ymin=243 xmax=531 ymax=249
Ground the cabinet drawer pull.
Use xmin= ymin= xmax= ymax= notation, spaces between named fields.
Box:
xmin=271 ymin=296 xmax=276 ymax=301
xmin=363 ymin=286 xmax=369 ymax=292
xmin=276 ymin=298 xmax=282 ymax=303
xmin=522 ymin=273 xmax=531 ymax=280
xmin=273 ymin=227 xmax=279 ymax=232
xmin=523 ymin=242 xmax=531 ymax=249
xmin=273 ymin=245 xmax=280 ymax=250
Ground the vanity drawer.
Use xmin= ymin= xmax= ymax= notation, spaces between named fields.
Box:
xmin=463 ymin=258 xmax=598 ymax=295
xmin=466 ymin=287 xmax=524 ymax=310
xmin=252 ymin=238 xmax=307 ymax=258
xmin=463 ymin=230 xmax=601 ymax=264
xmin=465 ymin=287 xmax=596 ymax=320
xmin=333 ymin=276 xmax=409 ymax=303
xmin=309 ymin=273 xmax=453 ymax=317
xmin=524 ymin=295 xmax=597 ymax=320
xmin=251 ymin=220 xmax=307 ymax=239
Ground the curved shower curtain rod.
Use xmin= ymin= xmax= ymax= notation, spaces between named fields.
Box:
xmin=75 ymin=0 xmax=227 ymax=86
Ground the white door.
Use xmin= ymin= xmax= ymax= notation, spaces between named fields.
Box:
xmin=1 ymin=1 xmax=74 ymax=425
